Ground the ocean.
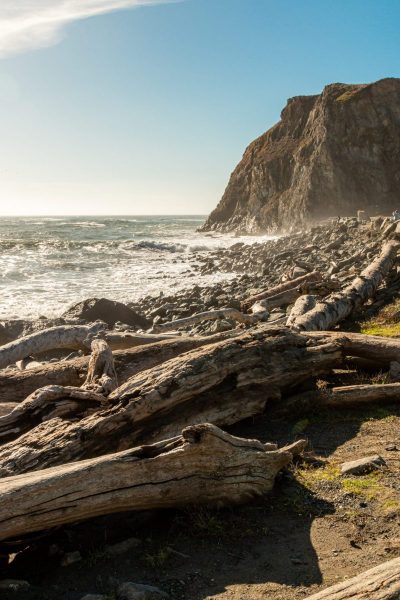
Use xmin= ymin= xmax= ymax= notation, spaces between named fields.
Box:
xmin=0 ymin=215 xmax=273 ymax=320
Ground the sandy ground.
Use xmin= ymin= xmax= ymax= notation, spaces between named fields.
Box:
xmin=2 ymin=393 xmax=400 ymax=600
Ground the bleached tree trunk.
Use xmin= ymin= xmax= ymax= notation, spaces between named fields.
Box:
xmin=241 ymin=271 xmax=322 ymax=311
xmin=0 ymin=424 xmax=306 ymax=542
xmin=0 ymin=328 xmax=341 ymax=477
xmin=0 ymin=332 xmax=242 ymax=404
xmin=151 ymin=308 xmax=262 ymax=333
xmin=324 ymin=383 xmax=400 ymax=406
xmin=0 ymin=340 xmax=117 ymax=443
xmin=291 ymin=242 xmax=399 ymax=331
xmin=285 ymin=383 xmax=400 ymax=411
xmin=0 ymin=323 xmax=105 ymax=370
xmin=286 ymin=295 xmax=317 ymax=326
xmin=306 ymin=331 xmax=400 ymax=365
xmin=305 ymin=556 xmax=400 ymax=599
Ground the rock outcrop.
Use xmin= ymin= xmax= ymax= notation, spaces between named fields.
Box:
xmin=201 ymin=78 xmax=400 ymax=233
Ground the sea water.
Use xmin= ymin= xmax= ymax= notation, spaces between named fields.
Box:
xmin=0 ymin=215 xmax=274 ymax=320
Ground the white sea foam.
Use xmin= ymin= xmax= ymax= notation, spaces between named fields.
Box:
xmin=0 ymin=216 xmax=277 ymax=319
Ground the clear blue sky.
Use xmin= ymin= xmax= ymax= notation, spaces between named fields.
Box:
xmin=0 ymin=0 xmax=399 ymax=215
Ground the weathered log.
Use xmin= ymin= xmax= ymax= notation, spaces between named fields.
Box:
xmin=0 ymin=385 xmax=106 ymax=444
xmin=0 ymin=323 xmax=105 ymax=370
xmin=0 ymin=328 xmax=341 ymax=477
xmin=307 ymin=331 xmax=400 ymax=366
xmin=305 ymin=556 xmax=400 ymax=599
xmin=83 ymin=339 xmax=117 ymax=395
xmin=291 ymin=241 xmax=399 ymax=331
xmin=286 ymin=295 xmax=317 ymax=326
xmin=324 ymin=383 xmax=400 ymax=407
xmin=151 ymin=308 xmax=262 ymax=333
xmin=0 ymin=340 xmax=117 ymax=444
xmin=241 ymin=271 xmax=322 ymax=311
xmin=0 ymin=424 xmax=306 ymax=542
xmin=104 ymin=331 xmax=180 ymax=350
xmin=0 ymin=403 xmax=17 ymax=417
xmin=0 ymin=333 xmax=241 ymax=404
xmin=284 ymin=382 xmax=400 ymax=411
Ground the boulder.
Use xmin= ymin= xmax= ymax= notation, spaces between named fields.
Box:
xmin=117 ymin=582 xmax=169 ymax=600
xmin=63 ymin=298 xmax=150 ymax=329
xmin=340 ymin=455 xmax=386 ymax=475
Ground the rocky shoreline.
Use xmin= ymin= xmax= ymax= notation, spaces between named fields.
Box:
xmin=1 ymin=214 xmax=399 ymax=361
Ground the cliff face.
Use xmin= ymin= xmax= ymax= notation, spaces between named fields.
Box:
xmin=201 ymin=78 xmax=400 ymax=233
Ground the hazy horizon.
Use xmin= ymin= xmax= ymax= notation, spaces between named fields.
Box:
xmin=0 ymin=0 xmax=399 ymax=216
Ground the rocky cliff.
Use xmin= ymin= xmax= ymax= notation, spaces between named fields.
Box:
xmin=201 ymin=78 xmax=400 ymax=233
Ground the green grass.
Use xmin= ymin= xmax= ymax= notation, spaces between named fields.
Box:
xmin=360 ymin=298 xmax=400 ymax=337
xmin=336 ymin=87 xmax=364 ymax=102
xmin=361 ymin=323 xmax=400 ymax=337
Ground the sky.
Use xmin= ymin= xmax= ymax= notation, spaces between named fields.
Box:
xmin=0 ymin=0 xmax=399 ymax=216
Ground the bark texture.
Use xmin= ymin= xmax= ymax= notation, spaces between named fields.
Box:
xmin=0 ymin=327 xmax=341 ymax=477
xmin=292 ymin=242 xmax=399 ymax=331
xmin=0 ymin=333 xmax=240 ymax=404
xmin=0 ymin=323 xmax=105 ymax=370
xmin=305 ymin=556 xmax=400 ymax=599
xmin=242 ymin=271 xmax=322 ymax=311
xmin=151 ymin=308 xmax=262 ymax=333
xmin=0 ymin=424 xmax=306 ymax=542
xmin=286 ymin=295 xmax=317 ymax=326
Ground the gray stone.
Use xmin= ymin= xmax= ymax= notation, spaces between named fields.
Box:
xmin=63 ymin=297 xmax=150 ymax=329
xmin=105 ymin=537 xmax=141 ymax=556
xmin=117 ymin=582 xmax=169 ymax=600
xmin=60 ymin=550 xmax=82 ymax=566
xmin=0 ymin=580 xmax=30 ymax=592
xmin=80 ymin=595 xmax=106 ymax=600
xmin=340 ymin=455 xmax=386 ymax=475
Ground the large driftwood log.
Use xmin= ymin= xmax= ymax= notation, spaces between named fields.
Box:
xmin=0 ymin=423 xmax=306 ymax=542
xmin=305 ymin=556 xmax=400 ymax=599
xmin=284 ymin=382 xmax=400 ymax=412
xmin=0 ymin=328 xmax=341 ymax=477
xmin=324 ymin=383 xmax=400 ymax=406
xmin=151 ymin=308 xmax=262 ymax=333
xmin=0 ymin=323 xmax=105 ymax=370
xmin=307 ymin=331 xmax=400 ymax=365
xmin=241 ymin=271 xmax=322 ymax=311
xmin=286 ymin=295 xmax=317 ymax=326
xmin=0 ymin=340 xmax=117 ymax=443
xmin=0 ymin=333 xmax=241 ymax=404
xmin=291 ymin=242 xmax=399 ymax=331
xmin=0 ymin=385 xmax=106 ymax=444
xmin=104 ymin=331 xmax=180 ymax=350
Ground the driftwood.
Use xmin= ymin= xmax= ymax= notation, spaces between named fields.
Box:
xmin=241 ymin=271 xmax=322 ymax=311
xmin=0 ymin=340 xmax=117 ymax=444
xmin=0 ymin=403 xmax=17 ymax=417
xmin=0 ymin=385 xmax=106 ymax=444
xmin=285 ymin=382 xmax=400 ymax=411
xmin=286 ymin=295 xmax=317 ymax=326
xmin=324 ymin=383 xmax=400 ymax=406
xmin=104 ymin=331 xmax=179 ymax=349
xmin=307 ymin=331 xmax=400 ymax=366
xmin=291 ymin=242 xmax=399 ymax=331
xmin=0 ymin=333 xmax=241 ymax=404
xmin=0 ymin=423 xmax=306 ymax=542
xmin=151 ymin=308 xmax=262 ymax=333
xmin=0 ymin=323 xmax=105 ymax=370
xmin=305 ymin=556 xmax=400 ymax=599
xmin=0 ymin=327 xmax=341 ymax=477
xmin=83 ymin=339 xmax=117 ymax=395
